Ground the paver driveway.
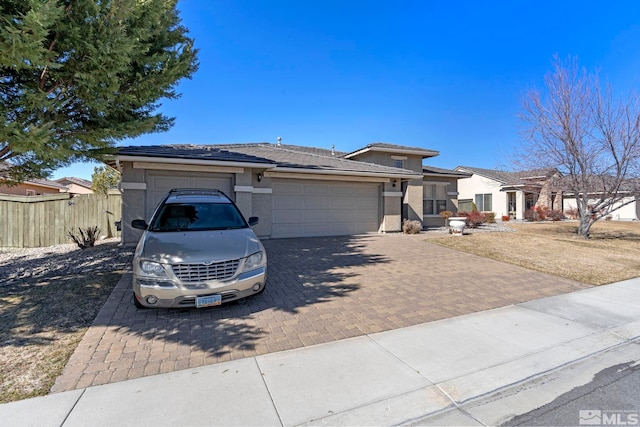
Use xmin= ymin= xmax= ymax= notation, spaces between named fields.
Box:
xmin=52 ymin=234 xmax=588 ymax=392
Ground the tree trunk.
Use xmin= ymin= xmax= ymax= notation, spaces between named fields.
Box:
xmin=577 ymin=214 xmax=592 ymax=239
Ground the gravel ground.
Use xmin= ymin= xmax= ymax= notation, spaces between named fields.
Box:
xmin=423 ymin=221 xmax=516 ymax=235
xmin=0 ymin=238 xmax=134 ymax=287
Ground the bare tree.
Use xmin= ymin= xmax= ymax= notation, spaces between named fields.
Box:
xmin=518 ymin=56 xmax=640 ymax=238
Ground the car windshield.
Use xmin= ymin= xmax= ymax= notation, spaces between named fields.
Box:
xmin=149 ymin=202 xmax=247 ymax=231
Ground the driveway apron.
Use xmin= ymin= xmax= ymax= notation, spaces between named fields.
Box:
xmin=51 ymin=234 xmax=588 ymax=392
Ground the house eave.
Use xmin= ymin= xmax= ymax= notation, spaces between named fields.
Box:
xmin=344 ymin=146 xmax=439 ymax=159
xmin=500 ymin=184 xmax=543 ymax=192
xmin=268 ymin=166 xmax=421 ymax=180
xmin=423 ymin=172 xmax=471 ymax=179
xmin=113 ymin=155 xmax=276 ymax=170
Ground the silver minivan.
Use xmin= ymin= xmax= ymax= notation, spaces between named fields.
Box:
xmin=130 ymin=189 xmax=267 ymax=308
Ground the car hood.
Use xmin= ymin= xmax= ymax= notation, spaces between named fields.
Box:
xmin=137 ymin=228 xmax=263 ymax=264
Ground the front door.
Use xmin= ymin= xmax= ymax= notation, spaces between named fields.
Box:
xmin=525 ymin=193 xmax=536 ymax=211
xmin=401 ymin=181 xmax=409 ymax=221
xmin=507 ymin=192 xmax=516 ymax=218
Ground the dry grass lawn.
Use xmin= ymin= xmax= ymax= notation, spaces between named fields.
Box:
xmin=426 ymin=220 xmax=640 ymax=285
xmin=0 ymin=241 xmax=132 ymax=403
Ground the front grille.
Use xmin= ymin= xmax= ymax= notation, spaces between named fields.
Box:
xmin=171 ymin=259 xmax=239 ymax=282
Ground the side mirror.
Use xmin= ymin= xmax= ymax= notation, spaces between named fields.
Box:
xmin=131 ymin=219 xmax=148 ymax=230
xmin=248 ymin=216 xmax=259 ymax=226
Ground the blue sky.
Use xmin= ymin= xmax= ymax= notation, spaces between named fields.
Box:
xmin=52 ymin=0 xmax=640 ymax=180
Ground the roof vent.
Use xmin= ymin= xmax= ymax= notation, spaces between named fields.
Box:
xmin=331 ymin=144 xmax=335 ymax=156
xmin=277 ymin=136 xmax=281 ymax=146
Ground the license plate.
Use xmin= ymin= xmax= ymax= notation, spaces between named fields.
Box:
xmin=196 ymin=294 xmax=222 ymax=308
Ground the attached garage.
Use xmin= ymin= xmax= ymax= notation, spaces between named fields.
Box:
xmin=271 ymin=179 xmax=381 ymax=238
xmin=115 ymin=142 xmax=425 ymax=244
xmin=145 ymin=171 xmax=233 ymax=219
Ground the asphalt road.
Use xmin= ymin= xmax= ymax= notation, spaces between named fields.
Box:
xmin=504 ymin=357 xmax=640 ymax=426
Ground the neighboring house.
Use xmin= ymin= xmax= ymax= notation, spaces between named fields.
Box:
xmin=455 ymin=166 xmax=562 ymax=220
xmin=0 ymin=178 xmax=69 ymax=196
xmin=54 ymin=177 xmax=94 ymax=194
xmin=111 ymin=142 xmax=465 ymax=243
xmin=0 ymin=163 xmax=69 ymax=196
xmin=422 ymin=166 xmax=472 ymax=226
xmin=563 ymin=195 xmax=639 ymax=221
xmin=0 ymin=162 xmax=88 ymax=196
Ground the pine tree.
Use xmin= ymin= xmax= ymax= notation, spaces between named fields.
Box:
xmin=0 ymin=0 xmax=198 ymax=181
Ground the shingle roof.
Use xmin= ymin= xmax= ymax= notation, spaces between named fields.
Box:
xmin=423 ymin=166 xmax=472 ymax=178
xmin=55 ymin=176 xmax=92 ymax=188
xmin=1 ymin=162 xmax=69 ymax=189
xmin=208 ymin=143 xmax=421 ymax=176
xmin=116 ymin=143 xmax=422 ymax=177
xmin=116 ymin=145 xmax=276 ymax=165
xmin=455 ymin=166 xmax=557 ymax=186
xmin=29 ymin=179 xmax=69 ymax=190
xmin=344 ymin=142 xmax=439 ymax=159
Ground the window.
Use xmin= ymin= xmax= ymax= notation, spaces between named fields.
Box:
xmin=423 ymin=183 xmax=447 ymax=215
xmin=25 ymin=190 xmax=36 ymax=196
xmin=394 ymin=159 xmax=404 ymax=169
xmin=459 ymin=199 xmax=473 ymax=212
xmin=474 ymin=193 xmax=492 ymax=211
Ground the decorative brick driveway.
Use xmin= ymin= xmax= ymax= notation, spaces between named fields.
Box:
xmin=52 ymin=234 xmax=588 ymax=392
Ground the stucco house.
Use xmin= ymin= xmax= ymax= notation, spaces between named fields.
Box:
xmin=0 ymin=163 xmax=69 ymax=196
xmin=112 ymin=142 xmax=465 ymax=244
xmin=54 ymin=177 xmax=94 ymax=194
xmin=454 ymin=166 xmax=562 ymax=220
xmin=562 ymin=194 xmax=639 ymax=221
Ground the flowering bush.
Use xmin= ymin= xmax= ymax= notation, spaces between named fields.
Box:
xmin=458 ymin=211 xmax=486 ymax=228
xmin=525 ymin=206 xmax=564 ymax=221
xmin=564 ymin=208 xmax=579 ymax=220
xmin=547 ymin=209 xmax=565 ymax=221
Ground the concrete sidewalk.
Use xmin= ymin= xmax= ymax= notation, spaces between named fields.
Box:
xmin=2 ymin=278 xmax=639 ymax=427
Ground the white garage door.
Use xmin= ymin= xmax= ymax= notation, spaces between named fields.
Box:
xmin=271 ymin=179 xmax=381 ymax=238
xmin=145 ymin=172 xmax=233 ymax=219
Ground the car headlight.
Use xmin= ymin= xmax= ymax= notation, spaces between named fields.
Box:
xmin=138 ymin=260 xmax=168 ymax=277
xmin=243 ymin=251 xmax=264 ymax=270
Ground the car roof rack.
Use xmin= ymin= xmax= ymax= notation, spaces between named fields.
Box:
xmin=168 ymin=188 xmax=227 ymax=197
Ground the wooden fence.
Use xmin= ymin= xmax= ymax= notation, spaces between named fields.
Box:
xmin=0 ymin=192 xmax=122 ymax=248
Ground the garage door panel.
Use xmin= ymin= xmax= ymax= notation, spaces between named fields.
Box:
xmin=303 ymin=184 xmax=330 ymax=196
xmin=272 ymin=179 xmax=381 ymax=238
xmin=329 ymin=223 xmax=355 ymax=234
xmin=272 ymin=196 xmax=303 ymax=209
xmin=331 ymin=198 xmax=358 ymax=209
xmin=303 ymin=196 xmax=331 ymax=209
xmin=272 ymin=211 xmax=303 ymax=224
xmin=273 ymin=182 xmax=303 ymax=195
xmin=304 ymin=210 xmax=329 ymax=222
